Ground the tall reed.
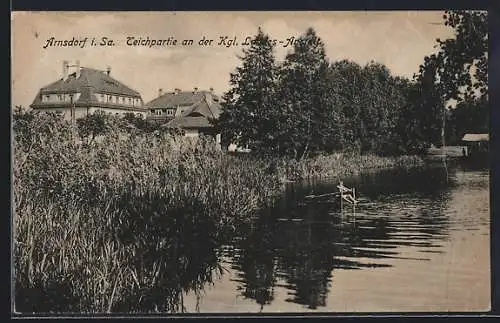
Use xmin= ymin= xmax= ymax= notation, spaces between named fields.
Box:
xmin=270 ymin=153 xmax=424 ymax=181
xmin=13 ymin=113 xmax=281 ymax=313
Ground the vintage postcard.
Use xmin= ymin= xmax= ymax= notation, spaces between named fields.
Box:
xmin=11 ymin=11 xmax=490 ymax=314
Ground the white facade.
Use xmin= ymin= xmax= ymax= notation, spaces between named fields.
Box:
xmin=95 ymin=93 xmax=142 ymax=107
xmin=41 ymin=92 xmax=82 ymax=103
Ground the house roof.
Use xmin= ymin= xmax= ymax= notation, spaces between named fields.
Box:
xmin=162 ymin=100 xmax=221 ymax=129
xmin=37 ymin=67 xmax=141 ymax=97
xmin=145 ymin=91 xmax=209 ymax=108
xmin=188 ymin=99 xmax=222 ymax=119
xmin=162 ymin=116 xmax=214 ymax=129
xmin=462 ymin=133 xmax=489 ymax=142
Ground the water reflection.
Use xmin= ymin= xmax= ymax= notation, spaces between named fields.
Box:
xmin=228 ymin=215 xmax=278 ymax=311
xmin=224 ymin=164 xmax=486 ymax=310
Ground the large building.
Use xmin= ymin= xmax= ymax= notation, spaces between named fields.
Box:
xmin=145 ymin=88 xmax=222 ymax=140
xmin=30 ymin=60 xmax=147 ymax=121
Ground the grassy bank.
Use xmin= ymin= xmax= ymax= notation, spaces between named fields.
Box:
xmin=13 ymin=113 xmax=425 ymax=313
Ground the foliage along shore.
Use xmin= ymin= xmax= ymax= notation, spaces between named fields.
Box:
xmin=264 ymin=153 xmax=424 ymax=183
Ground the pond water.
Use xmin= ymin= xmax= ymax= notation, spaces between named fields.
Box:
xmin=182 ymin=161 xmax=491 ymax=313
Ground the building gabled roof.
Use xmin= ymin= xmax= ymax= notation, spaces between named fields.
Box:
xmin=145 ymin=91 xmax=208 ymax=108
xmin=162 ymin=116 xmax=214 ymax=129
xmin=38 ymin=67 xmax=141 ymax=97
xmin=462 ymin=133 xmax=489 ymax=142
xmin=187 ymin=98 xmax=222 ymax=119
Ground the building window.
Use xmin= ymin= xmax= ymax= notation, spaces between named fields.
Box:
xmin=129 ymin=98 xmax=132 ymax=105
xmin=57 ymin=94 xmax=63 ymax=101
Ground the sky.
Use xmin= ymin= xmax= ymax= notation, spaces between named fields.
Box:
xmin=11 ymin=11 xmax=455 ymax=108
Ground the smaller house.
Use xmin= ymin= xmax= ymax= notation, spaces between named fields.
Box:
xmin=461 ymin=133 xmax=489 ymax=157
xmin=145 ymin=87 xmax=222 ymax=144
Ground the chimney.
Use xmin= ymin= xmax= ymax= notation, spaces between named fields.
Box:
xmin=62 ymin=60 xmax=69 ymax=80
xmin=209 ymin=87 xmax=214 ymax=93
xmin=193 ymin=87 xmax=198 ymax=93
xmin=158 ymin=88 xmax=163 ymax=97
xmin=106 ymin=66 xmax=111 ymax=76
xmin=174 ymin=88 xmax=181 ymax=94
xmin=75 ymin=60 xmax=81 ymax=78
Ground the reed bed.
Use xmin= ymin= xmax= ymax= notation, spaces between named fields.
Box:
xmin=13 ymin=113 xmax=281 ymax=313
xmin=271 ymin=153 xmax=425 ymax=181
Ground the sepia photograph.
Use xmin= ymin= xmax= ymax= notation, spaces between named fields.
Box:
xmin=11 ymin=10 xmax=490 ymax=314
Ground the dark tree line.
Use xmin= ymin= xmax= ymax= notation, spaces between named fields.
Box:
xmin=217 ymin=11 xmax=488 ymax=159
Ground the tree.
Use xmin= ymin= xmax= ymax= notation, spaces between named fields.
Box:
xmin=327 ymin=60 xmax=364 ymax=153
xmin=76 ymin=111 xmax=121 ymax=145
xmin=435 ymin=10 xmax=488 ymax=102
xmin=326 ymin=60 xmax=411 ymax=155
xmin=278 ymin=28 xmax=330 ymax=160
xmin=216 ymin=28 xmax=279 ymax=154
xmin=412 ymin=54 xmax=446 ymax=147
xmin=412 ymin=10 xmax=488 ymax=149
xmin=394 ymin=78 xmax=432 ymax=154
